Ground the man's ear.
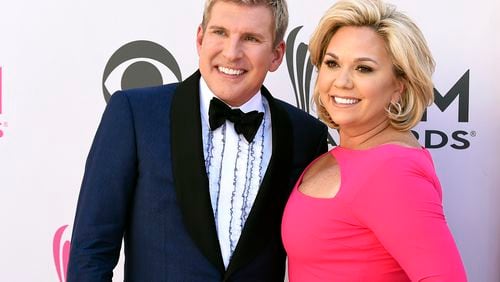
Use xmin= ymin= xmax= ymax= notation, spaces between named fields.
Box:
xmin=196 ymin=25 xmax=204 ymax=55
xmin=269 ymin=40 xmax=286 ymax=72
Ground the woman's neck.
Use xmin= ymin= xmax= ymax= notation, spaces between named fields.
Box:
xmin=339 ymin=119 xmax=394 ymax=150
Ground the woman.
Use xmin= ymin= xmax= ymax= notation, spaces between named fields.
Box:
xmin=281 ymin=0 xmax=467 ymax=281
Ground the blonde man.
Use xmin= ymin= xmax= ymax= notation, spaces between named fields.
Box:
xmin=68 ymin=0 xmax=327 ymax=281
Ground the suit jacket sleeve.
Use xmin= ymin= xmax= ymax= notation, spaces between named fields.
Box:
xmin=315 ymin=127 xmax=328 ymax=156
xmin=67 ymin=91 xmax=137 ymax=282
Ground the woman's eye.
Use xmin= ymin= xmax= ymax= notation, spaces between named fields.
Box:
xmin=356 ymin=65 xmax=373 ymax=73
xmin=324 ymin=60 xmax=338 ymax=68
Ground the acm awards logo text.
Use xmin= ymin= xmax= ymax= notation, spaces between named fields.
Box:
xmin=417 ymin=71 xmax=471 ymax=149
xmin=285 ymin=26 xmax=473 ymax=150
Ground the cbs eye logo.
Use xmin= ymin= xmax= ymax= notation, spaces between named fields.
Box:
xmin=102 ymin=40 xmax=183 ymax=103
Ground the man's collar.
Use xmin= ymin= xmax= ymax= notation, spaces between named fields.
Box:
xmin=199 ymin=77 xmax=264 ymax=127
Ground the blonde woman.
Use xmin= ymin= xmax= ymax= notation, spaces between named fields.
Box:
xmin=281 ymin=0 xmax=467 ymax=280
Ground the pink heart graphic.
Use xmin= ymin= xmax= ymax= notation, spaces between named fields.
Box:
xmin=53 ymin=225 xmax=71 ymax=282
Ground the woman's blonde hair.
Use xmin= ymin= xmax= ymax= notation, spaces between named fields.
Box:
xmin=309 ymin=0 xmax=435 ymax=131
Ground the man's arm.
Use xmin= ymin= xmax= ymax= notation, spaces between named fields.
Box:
xmin=67 ymin=92 xmax=137 ymax=282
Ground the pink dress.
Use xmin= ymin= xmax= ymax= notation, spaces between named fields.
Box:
xmin=281 ymin=144 xmax=466 ymax=281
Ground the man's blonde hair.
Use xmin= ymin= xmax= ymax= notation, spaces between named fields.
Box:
xmin=201 ymin=0 xmax=289 ymax=47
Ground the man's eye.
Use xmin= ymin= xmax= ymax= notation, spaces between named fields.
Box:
xmin=213 ymin=30 xmax=226 ymax=36
xmin=245 ymin=36 xmax=259 ymax=42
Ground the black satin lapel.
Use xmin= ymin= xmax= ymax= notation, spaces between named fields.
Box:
xmin=171 ymin=70 xmax=225 ymax=274
xmin=224 ymin=86 xmax=293 ymax=278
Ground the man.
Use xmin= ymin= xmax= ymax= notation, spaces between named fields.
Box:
xmin=67 ymin=0 xmax=327 ymax=281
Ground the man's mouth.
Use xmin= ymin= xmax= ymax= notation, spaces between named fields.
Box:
xmin=218 ymin=66 xmax=245 ymax=76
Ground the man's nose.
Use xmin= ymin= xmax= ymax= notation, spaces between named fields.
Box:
xmin=222 ymin=37 xmax=243 ymax=61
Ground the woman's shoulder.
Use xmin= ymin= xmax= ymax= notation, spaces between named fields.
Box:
xmin=333 ymin=142 xmax=437 ymax=182
xmin=335 ymin=128 xmax=432 ymax=168
xmin=369 ymin=143 xmax=435 ymax=172
xmin=334 ymin=142 xmax=429 ymax=161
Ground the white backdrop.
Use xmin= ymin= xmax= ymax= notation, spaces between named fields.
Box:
xmin=0 ymin=0 xmax=498 ymax=281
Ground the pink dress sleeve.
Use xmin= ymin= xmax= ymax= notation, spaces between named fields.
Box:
xmin=351 ymin=153 xmax=467 ymax=281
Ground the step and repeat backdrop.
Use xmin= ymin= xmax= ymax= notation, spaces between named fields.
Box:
xmin=0 ymin=0 xmax=499 ymax=281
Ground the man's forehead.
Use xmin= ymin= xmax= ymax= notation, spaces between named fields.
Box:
xmin=205 ymin=3 xmax=274 ymax=34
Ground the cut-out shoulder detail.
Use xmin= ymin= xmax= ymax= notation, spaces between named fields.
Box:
xmin=297 ymin=151 xmax=341 ymax=199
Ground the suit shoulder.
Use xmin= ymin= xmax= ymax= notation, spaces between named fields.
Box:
xmin=107 ymin=83 xmax=180 ymax=116
xmin=114 ymin=82 xmax=180 ymax=103
xmin=274 ymin=99 xmax=325 ymax=129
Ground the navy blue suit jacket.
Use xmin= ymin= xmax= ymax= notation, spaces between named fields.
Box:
xmin=67 ymin=71 xmax=328 ymax=281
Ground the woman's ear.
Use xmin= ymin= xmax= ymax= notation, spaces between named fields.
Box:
xmin=391 ymin=78 xmax=405 ymax=103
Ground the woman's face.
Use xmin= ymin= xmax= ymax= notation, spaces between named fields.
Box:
xmin=317 ymin=25 xmax=403 ymax=132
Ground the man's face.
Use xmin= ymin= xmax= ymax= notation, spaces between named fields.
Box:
xmin=197 ymin=1 xmax=285 ymax=107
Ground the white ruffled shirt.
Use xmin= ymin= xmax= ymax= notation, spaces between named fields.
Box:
xmin=199 ymin=77 xmax=272 ymax=268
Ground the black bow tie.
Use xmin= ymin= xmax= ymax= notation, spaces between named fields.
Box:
xmin=208 ymin=97 xmax=264 ymax=143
